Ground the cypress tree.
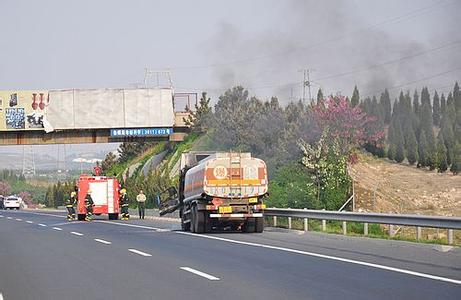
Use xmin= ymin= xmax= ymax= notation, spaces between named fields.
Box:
xmin=317 ymin=88 xmax=324 ymax=104
xmin=394 ymin=120 xmax=405 ymax=163
xmin=413 ymin=90 xmax=419 ymax=115
xmin=380 ymin=89 xmax=391 ymax=124
xmin=403 ymin=91 xmax=412 ymax=115
xmin=441 ymin=118 xmax=455 ymax=165
xmin=454 ymin=82 xmax=461 ymax=113
xmin=406 ymin=125 xmax=418 ymax=165
xmin=387 ymin=122 xmax=395 ymax=161
xmin=426 ymin=130 xmax=437 ymax=171
xmin=440 ymin=93 xmax=446 ymax=116
xmin=433 ymin=91 xmax=441 ymax=127
xmin=351 ymin=86 xmax=360 ymax=107
xmin=420 ymin=87 xmax=433 ymax=136
xmin=450 ymin=143 xmax=461 ymax=175
xmin=436 ymin=134 xmax=448 ymax=172
xmin=418 ymin=130 xmax=428 ymax=168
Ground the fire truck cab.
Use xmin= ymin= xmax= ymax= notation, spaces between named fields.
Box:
xmin=77 ymin=174 xmax=120 ymax=221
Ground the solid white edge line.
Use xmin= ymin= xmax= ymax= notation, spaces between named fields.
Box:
xmin=94 ymin=239 xmax=112 ymax=245
xmin=128 ymin=249 xmax=152 ymax=257
xmin=61 ymin=213 xmax=461 ymax=286
xmin=52 ymin=227 xmax=62 ymax=231
xmin=176 ymin=232 xmax=461 ymax=286
xmin=71 ymin=231 xmax=83 ymax=236
xmin=180 ymin=267 xmax=220 ymax=281
xmin=26 ymin=221 xmax=34 ymax=224
xmin=38 ymin=223 xmax=47 ymax=227
xmin=0 ymin=292 xmax=4 ymax=300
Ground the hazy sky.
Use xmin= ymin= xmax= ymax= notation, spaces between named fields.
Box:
xmin=0 ymin=0 xmax=460 ymax=157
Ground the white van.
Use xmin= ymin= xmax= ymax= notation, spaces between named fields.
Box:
xmin=4 ymin=196 xmax=22 ymax=210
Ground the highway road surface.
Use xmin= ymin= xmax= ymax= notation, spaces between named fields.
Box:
xmin=1 ymin=210 xmax=460 ymax=300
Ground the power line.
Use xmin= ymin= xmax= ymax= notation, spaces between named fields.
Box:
xmin=175 ymin=38 xmax=460 ymax=94
xmin=154 ymin=0 xmax=455 ymax=71
xmin=315 ymin=40 xmax=461 ymax=82
xmin=361 ymin=66 xmax=461 ymax=98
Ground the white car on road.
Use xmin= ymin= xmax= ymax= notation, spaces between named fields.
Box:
xmin=4 ymin=196 xmax=22 ymax=210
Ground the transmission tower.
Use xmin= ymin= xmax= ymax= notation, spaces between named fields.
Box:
xmin=299 ymin=68 xmax=315 ymax=103
xmin=22 ymin=145 xmax=36 ymax=177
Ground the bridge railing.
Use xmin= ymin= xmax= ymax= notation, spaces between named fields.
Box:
xmin=264 ymin=208 xmax=461 ymax=245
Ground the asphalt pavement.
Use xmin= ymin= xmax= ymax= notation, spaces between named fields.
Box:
xmin=0 ymin=209 xmax=460 ymax=300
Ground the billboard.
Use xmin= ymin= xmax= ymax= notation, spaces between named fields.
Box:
xmin=0 ymin=88 xmax=175 ymax=132
xmin=44 ymin=88 xmax=175 ymax=132
xmin=0 ymin=91 xmax=48 ymax=131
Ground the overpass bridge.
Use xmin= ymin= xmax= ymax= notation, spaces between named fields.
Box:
xmin=0 ymin=88 xmax=193 ymax=145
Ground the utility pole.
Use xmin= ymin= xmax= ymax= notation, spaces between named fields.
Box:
xmin=298 ymin=69 xmax=314 ymax=103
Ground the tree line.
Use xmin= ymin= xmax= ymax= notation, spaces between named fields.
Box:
xmin=354 ymin=83 xmax=461 ymax=174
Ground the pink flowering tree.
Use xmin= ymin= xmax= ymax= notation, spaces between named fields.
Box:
xmin=312 ymin=95 xmax=385 ymax=159
xmin=0 ymin=181 xmax=12 ymax=196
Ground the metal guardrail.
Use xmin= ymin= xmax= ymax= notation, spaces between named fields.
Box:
xmin=264 ymin=208 xmax=461 ymax=230
xmin=264 ymin=208 xmax=461 ymax=245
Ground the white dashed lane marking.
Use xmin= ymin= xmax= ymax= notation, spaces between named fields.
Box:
xmin=180 ymin=267 xmax=220 ymax=281
xmin=94 ymin=239 xmax=112 ymax=245
xmin=15 ymin=218 xmax=22 ymax=221
xmin=26 ymin=221 xmax=34 ymax=224
xmin=52 ymin=227 xmax=62 ymax=231
xmin=128 ymin=249 xmax=152 ymax=257
xmin=7 ymin=217 xmax=12 ymax=220
xmin=38 ymin=223 xmax=47 ymax=227
xmin=71 ymin=232 xmax=83 ymax=236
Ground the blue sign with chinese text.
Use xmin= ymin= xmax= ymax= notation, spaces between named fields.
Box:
xmin=110 ymin=127 xmax=172 ymax=137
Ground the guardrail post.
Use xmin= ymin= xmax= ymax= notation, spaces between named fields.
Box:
xmin=448 ymin=229 xmax=454 ymax=245
xmin=342 ymin=221 xmax=347 ymax=235
xmin=322 ymin=219 xmax=326 ymax=231
xmin=417 ymin=226 xmax=422 ymax=241
xmin=273 ymin=216 xmax=277 ymax=227
xmin=389 ymin=225 xmax=395 ymax=237
xmin=303 ymin=208 xmax=308 ymax=231
xmin=288 ymin=217 xmax=292 ymax=229
xmin=364 ymin=223 xmax=368 ymax=236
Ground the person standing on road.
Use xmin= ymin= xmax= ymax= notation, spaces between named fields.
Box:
xmin=84 ymin=190 xmax=94 ymax=221
xmin=65 ymin=191 xmax=77 ymax=221
xmin=136 ymin=189 xmax=147 ymax=219
xmin=119 ymin=188 xmax=130 ymax=220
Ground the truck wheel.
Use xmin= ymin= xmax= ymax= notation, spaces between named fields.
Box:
xmin=195 ymin=210 xmax=205 ymax=233
xmin=109 ymin=213 xmax=119 ymax=220
xmin=255 ymin=217 xmax=264 ymax=233
xmin=244 ymin=218 xmax=256 ymax=233
xmin=180 ymin=208 xmax=191 ymax=231
xmin=77 ymin=214 xmax=86 ymax=221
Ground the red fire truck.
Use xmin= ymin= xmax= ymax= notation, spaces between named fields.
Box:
xmin=77 ymin=174 xmax=120 ymax=221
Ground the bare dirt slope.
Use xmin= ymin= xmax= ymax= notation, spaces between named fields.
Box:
xmin=349 ymin=153 xmax=461 ymax=217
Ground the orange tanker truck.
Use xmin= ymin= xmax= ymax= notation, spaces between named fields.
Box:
xmin=159 ymin=151 xmax=268 ymax=233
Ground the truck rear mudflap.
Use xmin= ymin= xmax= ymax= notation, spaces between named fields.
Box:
xmin=209 ymin=213 xmax=263 ymax=218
